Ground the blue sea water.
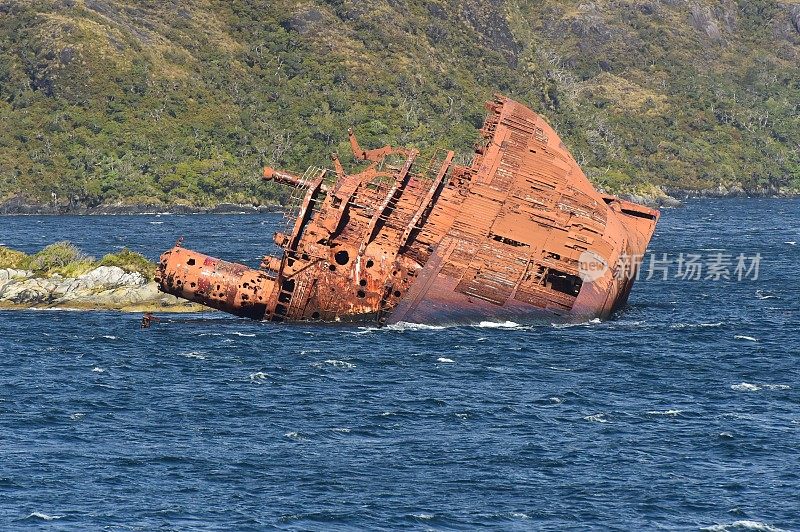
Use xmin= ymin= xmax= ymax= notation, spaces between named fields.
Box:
xmin=0 ymin=199 xmax=798 ymax=530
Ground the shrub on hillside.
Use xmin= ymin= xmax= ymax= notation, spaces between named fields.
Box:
xmin=99 ymin=248 xmax=155 ymax=281
xmin=0 ymin=246 xmax=31 ymax=269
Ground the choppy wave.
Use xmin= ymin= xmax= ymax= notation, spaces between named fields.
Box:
xmin=755 ymin=290 xmax=778 ymax=300
xmin=386 ymin=322 xmax=447 ymax=331
xmin=671 ymin=322 xmax=724 ymax=329
xmin=647 ymin=409 xmax=683 ymax=416
xmin=584 ymin=413 xmax=609 ymax=423
xmin=702 ymin=520 xmax=788 ymax=532
xmin=313 ymin=360 xmax=355 ymax=369
xmin=437 ymin=357 xmax=455 ymax=363
xmin=552 ymin=318 xmax=602 ymax=329
xmin=734 ymin=335 xmax=758 ymax=342
xmin=249 ymin=372 xmax=270 ymax=383
xmin=476 ymin=320 xmax=521 ymax=329
xmin=763 ymin=384 xmax=791 ymax=390
xmin=26 ymin=512 xmax=62 ymax=521
xmin=180 ymin=351 xmax=207 ymax=360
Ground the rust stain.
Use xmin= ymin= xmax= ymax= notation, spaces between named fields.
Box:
xmin=155 ymin=95 xmax=659 ymax=325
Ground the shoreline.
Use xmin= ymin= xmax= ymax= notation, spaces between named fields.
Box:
xmin=0 ymin=266 xmax=208 ymax=314
xmin=0 ymin=199 xmax=283 ymax=216
xmin=2 ymin=190 xmax=798 ymax=216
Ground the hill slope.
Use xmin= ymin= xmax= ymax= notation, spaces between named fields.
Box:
xmin=1 ymin=0 xmax=799 ymax=209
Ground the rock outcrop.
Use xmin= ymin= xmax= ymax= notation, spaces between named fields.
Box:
xmin=0 ymin=266 xmax=205 ymax=312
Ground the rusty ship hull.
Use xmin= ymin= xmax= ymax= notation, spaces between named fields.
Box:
xmin=156 ymin=96 xmax=659 ymax=325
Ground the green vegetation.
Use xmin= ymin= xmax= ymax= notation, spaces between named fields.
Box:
xmin=0 ymin=246 xmax=29 ymax=269
xmin=0 ymin=243 xmax=155 ymax=280
xmin=27 ymin=241 xmax=94 ymax=277
xmin=98 ymin=248 xmax=155 ymax=281
xmin=0 ymin=0 xmax=798 ymax=209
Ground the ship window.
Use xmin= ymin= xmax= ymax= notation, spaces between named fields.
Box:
xmin=359 ymin=279 xmax=367 ymax=287
xmin=357 ymin=290 xmax=366 ymax=298
xmin=621 ymin=208 xmax=657 ymax=221
xmin=366 ymin=259 xmax=374 ymax=268
xmin=335 ymin=250 xmax=350 ymax=266
xmin=545 ymin=269 xmax=583 ymax=297
xmin=491 ymin=234 xmax=526 ymax=247
xmin=187 ymin=258 xmax=195 ymax=265
xmin=281 ymin=279 xmax=295 ymax=292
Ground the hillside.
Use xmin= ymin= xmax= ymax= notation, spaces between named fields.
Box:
xmin=1 ymin=0 xmax=799 ymax=210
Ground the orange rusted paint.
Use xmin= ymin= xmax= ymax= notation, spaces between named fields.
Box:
xmin=156 ymin=95 xmax=659 ymax=325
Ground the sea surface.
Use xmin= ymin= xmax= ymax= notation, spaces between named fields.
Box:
xmin=1 ymin=199 xmax=798 ymax=531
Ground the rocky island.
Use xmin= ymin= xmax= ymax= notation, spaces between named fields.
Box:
xmin=0 ymin=243 xmax=204 ymax=312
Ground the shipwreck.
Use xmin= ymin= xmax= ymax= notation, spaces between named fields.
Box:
xmin=155 ymin=95 xmax=659 ymax=325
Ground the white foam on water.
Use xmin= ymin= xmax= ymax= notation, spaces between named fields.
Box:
xmin=331 ymin=427 xmax=351 ymax=433
xmin=91 ymin=367 xmax=104 ymax=373
xmin=510 ymin=512 xmax=530 ymax=519
xmin=249 ymin=372 xmax=270 ymax=382
xmin=181 ymin=351 xmax=207 ymax=360
xmin=702 ymin=520 xmax=788 ymax=532
xmin=734 ymin=335 xmax=758 ymax=342
xmin=785 ymin=241 xmax=796 ymax=246
xmin=284 ymin=431 xmax=304 ymax=441
xmin=314 ymin=360 xmax=355 ymax=369
xmin=647 ymin=409 xmax=683 ymax=416
xmin=28 ymin=307 xmax=83 ymax=312
xmin=386 ymin=322 xmax=447 ymax=331
xmin=101 ymin=335 xmax=117 ymax=340
xmin=232 ymin=332 xmax=256 ymax=337
xmin=731 ymin=383 xmax=760 ymax=392
xmin=755 ymin=290 xmax=777 ymax=300
xmin=552 ymin=318 xmax=602 ymax=329
xmin=351 ymin=327 xmax=378 ymax=335
xmin=455 ymin=413 xmax=468 ymax=419
xmin=584 ymin=413 xmax=609 ymax=423
xmin=719 ymin=431 xmax=734 ymax=438
xmin=476 ymin=320 xmax=521 ymax=329
xmin=437 ymin=357 xmax=455 ymax=363
xmin=549 ymin=397 xmax=563 ymax=404
xmin=148 ymin=221 xmax=164 ymax=225
xmin=70 ymin=413 xmax=84 ymax=420
xmin=27 ymin=512 xmax=62 ymax=521
xmin=412 ymin=513 xmax=434 ymax=520
xmin=671 ymin=322 xmax=724 ymax=329
xmin=762 ymin=384 xmax=791 ymax=390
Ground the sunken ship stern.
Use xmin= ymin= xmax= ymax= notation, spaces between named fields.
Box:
xmin=156 ymin=95 xmax=659 ymax=325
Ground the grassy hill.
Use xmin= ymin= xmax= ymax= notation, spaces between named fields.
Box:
xmin=1 ymin=0 xmax=799 ymax=210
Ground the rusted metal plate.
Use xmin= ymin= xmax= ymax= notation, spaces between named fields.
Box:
xmin=156 ymin=95 xmax=660 ymax=325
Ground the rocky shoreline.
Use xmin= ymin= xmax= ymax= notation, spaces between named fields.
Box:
xmin=1 ymin=189 xmax=798 ymax=215
xmin=0 ymin=266 xmax=207 ymax=313
xmin=0 ymin=196 xmax=282 ymax=215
